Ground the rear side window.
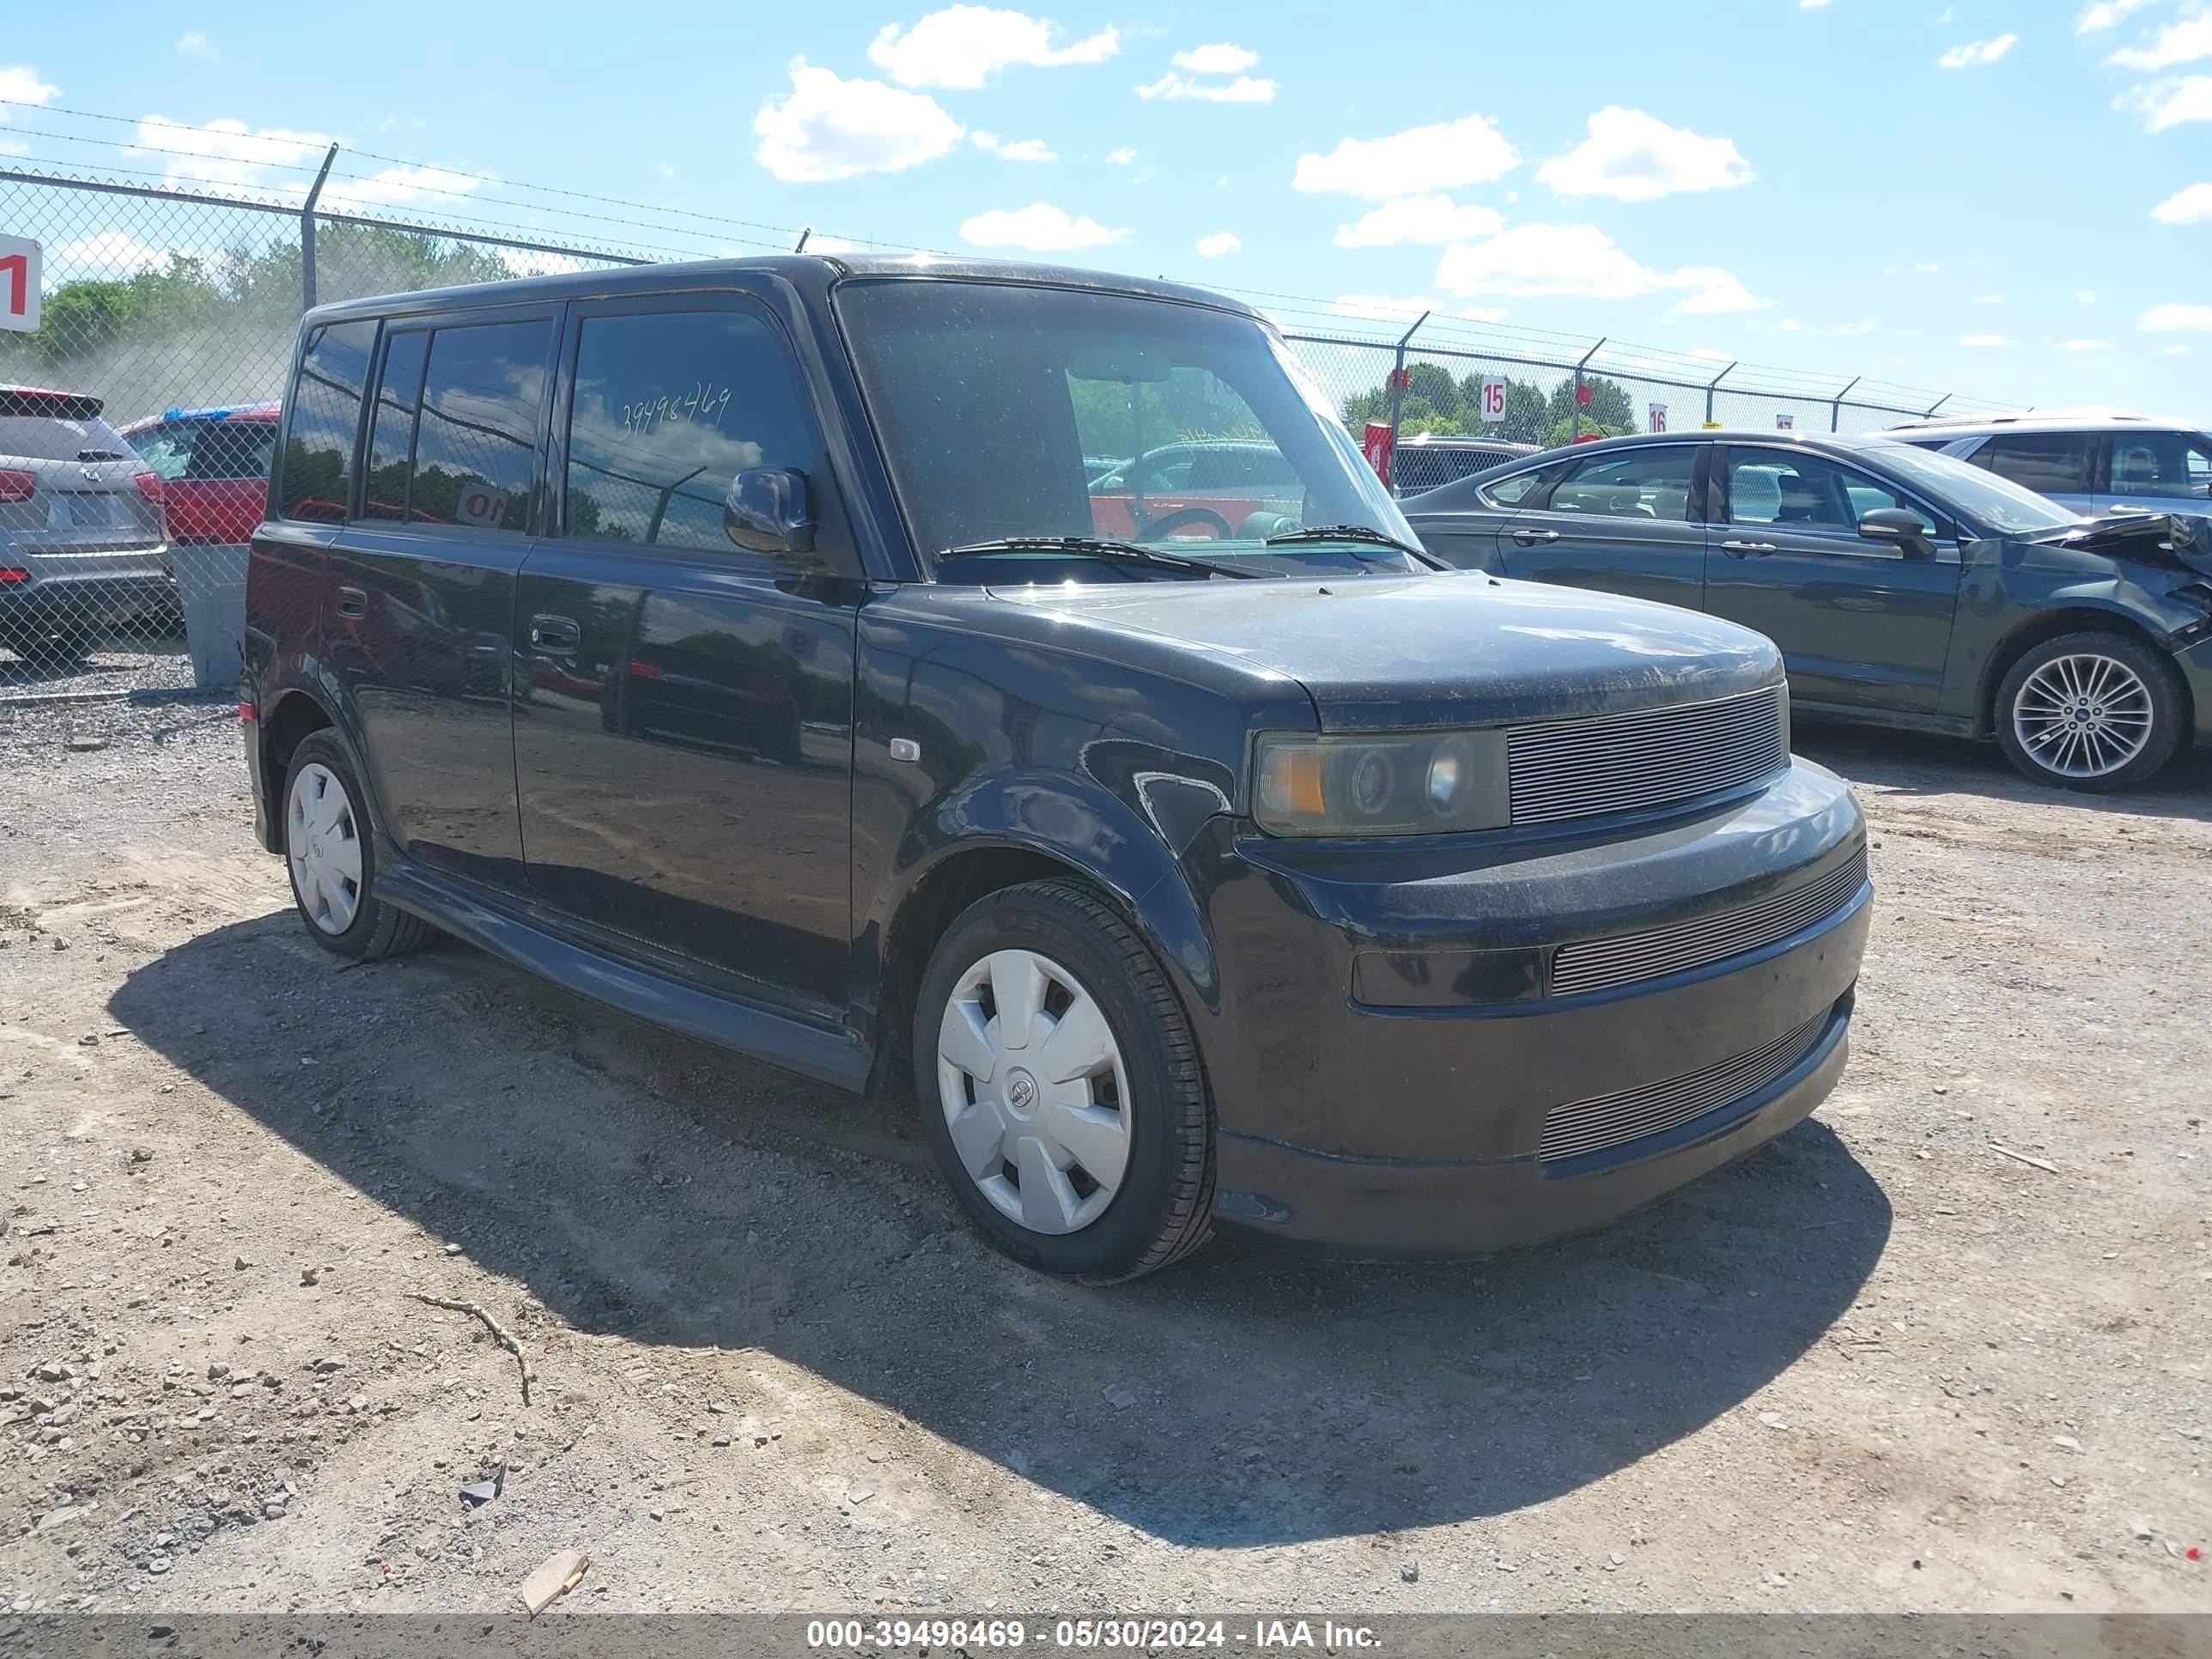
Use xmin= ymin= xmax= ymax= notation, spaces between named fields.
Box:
xmin=2109 ymin=432 xmax=2212 ymax=501
xmin=1976 ymin=434 xmax=2093 ymax=495
xmin=279 ymin=320 xmax=376 ymax=522
xmin=407 ymin=321 xmax=550 ymax=532
xmin=362 ymin=331 xmax=429 ymax=523
xmin=562 ymin=307 xmax=813 ymax=551
xmin=1482 ymin=463 xmax=1571 ymax=507
xmin=1551 ymin=448 xmax=1698 ymax=522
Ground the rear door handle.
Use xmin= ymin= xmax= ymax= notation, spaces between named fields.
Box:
xmin=528 ymin=614 xmax=581 ymax=653
xmin=1511 ymin=528 xmax=1561 ymax=544
xmin=334 ymin=586 xmax=368 ymax=619
xmin=1720 ymin=539 xmax=1778 ymax=556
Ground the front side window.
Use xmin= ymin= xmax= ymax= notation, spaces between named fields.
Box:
xmin=836 ymin=280 xmax=1414 ymax=568
xmin=1551 ymin=448 xmax=1698 ymax=522
xmin=278 ymin=319 xmax=376 ymax=522
xmin=1729 ymin=450 xmax=1936 ymax=536
xmin=189 ymin=421 xmax=277 ymax=482
xmin=2109 ymin=432 xmax=2212 ymax=502
xmin=404 ymin=320 xmax=550 ymax=532
xmin=562 ymin=307 xmax=815 ymax=551
xmin=1977 ymin=433 xmax=2094 ymax=495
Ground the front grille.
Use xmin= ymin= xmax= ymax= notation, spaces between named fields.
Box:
xmin=1550 ymin=847 xmax=1869 ymax=999
xmin=1506 ymin=685 xmax=1789 ymax=826
xmin=1538 ymin=1010 xmax=1832 ymax=1164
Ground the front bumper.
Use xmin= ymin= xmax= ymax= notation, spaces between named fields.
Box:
xmin=2174 ymin=633 xmax=2212 ymax=746
xmin=1192 ymin=760 xmax=1869 ymax=1255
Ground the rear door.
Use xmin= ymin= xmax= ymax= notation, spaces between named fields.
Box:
xmin=325 ymin=305 xmax=556 ymax=895
xmin=1492 ymin=442 xmax=1708 ymax=611
xmin=511 ymin=289 xmax=860 ymax=1012
xmin=1704 ymin=445 xmax=1961 ymax=713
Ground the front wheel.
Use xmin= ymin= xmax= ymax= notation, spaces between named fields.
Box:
xmin=1993 ymin=630 xmax=2186 ymax=793
xmin=912 ymin=879 xmax=1214 ymax=1281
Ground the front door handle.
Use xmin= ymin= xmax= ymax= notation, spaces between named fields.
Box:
xmin=1720 ymin=539 xmax=1778 ymax=556
xmin=528 ymin=614 xmax=581 ymax=653
xmin=1511 ymin=528 xmax=1561 ymax=545
xmin=334 ymin=586 xmax=368 ymax=619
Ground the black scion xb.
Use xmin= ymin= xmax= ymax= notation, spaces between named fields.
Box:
xmin=241 ymin=256 xmax=1870 ymax=1280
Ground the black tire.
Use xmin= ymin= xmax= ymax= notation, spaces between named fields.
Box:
xmin=1 ymin=624 xmax=88 ymax=670
xmin=912 ymin=878 xmax=1214 ymax=1282
xmin=279 ymin=731 xmax=437 ymax=960
xmin=1992 ymin=629 xmax=2187 ymax=793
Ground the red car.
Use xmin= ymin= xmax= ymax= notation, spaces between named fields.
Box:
xmin=121 ymin=403 xmax=279 ymax=547
xmin=1085 ymin=440 xmax=1305 ymax=539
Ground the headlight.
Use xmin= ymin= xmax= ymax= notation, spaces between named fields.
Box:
xmin=1253 ymin=730 xmax=1509 ymax=836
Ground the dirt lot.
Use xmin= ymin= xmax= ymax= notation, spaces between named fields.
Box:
xmin=1 ymin=696 xmax=2207 ymax=1619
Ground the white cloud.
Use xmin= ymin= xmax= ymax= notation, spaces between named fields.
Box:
xmin=53 ymin=231 xmax=174 ymax=275
xmin=2118 ymin=74 xmax=2212 ymax=127
xmin=1960 ymin=333 xmax=2010 ymax=347
xmin=2162 ymin=343 xmax=2194 ymax=355
xmin=2078 ymin=0 xmax=2152 ymax=30
xmin=1913 ymin=261 xmax=1942 ymax=272
xmin=1333 ymin=194 xmax=1504 ymax=247
xmin=1136 ymin=70 xmax=1273 ymax=102
xmin=2154 ymin=180 xmax=2212 ymax=222
xmin=971 ymin=131 xmax=1058 ymax=161
xmin=0 ymin=137 xmax=25 ymax=156
xmin=2076 ymin=289 xmax=2098 ymax=302
xmin=754 ymin=60 xmax=963 ymax=183
xmin=319 ymin=162 xmax=485 ymax=213
xmin=960 ymin=201 xmax=1129 ymax=250
xmin=2142 ymin=301 xmax=2212 ymax=331
xmin=1195 ymin=230 xmax=1241 ymax=257
xmin=1937 ymin=33 xmax=2018 ymax=68
xmin=1330 ymin=294 xmax=1434 ymax=322
xmin=2062 ymin=338 xmax=2113 ymax=350
xmin=1173 ymin=43 xmax=1259 ymax=75
xmin=131 ymin=115 xmax=333 ymax=189
xmin=1105 ymin=145 xmax=1138 ymax=166
xmin=1460 ymin=306 xmax=1507 ymax=321
xmin=2109 ymin=13 xmax=2212 ymax=70
xmin=1802 ymin=0 xmax=1832 ymax=8
xmin=174 ymin=30 xmax=216 ymax=59
xmin=867 ymin=6 xmax=1117 ymax=88
xmin=1293 ymin=113 xmax=1516 ymax=201
xmin=1433 ymin=222 xmax=1763 ymax=314
xmin=0 ymin=64 xmax=59 ymax=114
xmin=499 ymin=249 xmax=589 ymax=278
xmin=1970 ymin=291 xmax=2005 ymax=303
xmin=1536 ymin=106 xmax=1753 ymax=202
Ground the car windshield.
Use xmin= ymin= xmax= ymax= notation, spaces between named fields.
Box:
xmin=1856 ymin=440 xmax=2082 ymax=535
xmin=836 ymin=279 xmax=1419 ymax=574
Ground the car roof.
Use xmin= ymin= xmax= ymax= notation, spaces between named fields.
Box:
xmin=1 ymin=385 xmax=103 ymax=420
xmin=1395 ymin=434 xmax=1538 ymax=451
xmin=301 ymin=253 xmax=1261 ymax=330
xmin=1886 ymin=410 xmax=2202 ymax=437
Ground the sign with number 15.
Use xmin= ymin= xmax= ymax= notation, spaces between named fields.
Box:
xmin=0 ymin=235 xmax=41 ymax=334
xmin=1479 ymin=377 xmax=1507 ymax=422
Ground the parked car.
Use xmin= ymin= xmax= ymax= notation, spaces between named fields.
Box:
xmin=1392 ymin=433 xmax=1540 ymax=497
xmin=0 ymin=385 xmax=173 ymax=665
xmin=1885 ymin=411 xmax=2212 ymax=547
xmin=121 ymin=402 xmax=280 ymax=548
xmin=1405 ymin=431 xmax=2212 ymax=792
xmin=242 ymin=258 xmax=1869 ymax=1280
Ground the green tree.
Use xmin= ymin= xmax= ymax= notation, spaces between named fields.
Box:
xmin=1546 ymin=374 xmax=1637 ymax=436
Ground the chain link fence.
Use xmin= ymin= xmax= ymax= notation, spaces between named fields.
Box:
xmin=2 ymin=162 xmax=2027 ymax=701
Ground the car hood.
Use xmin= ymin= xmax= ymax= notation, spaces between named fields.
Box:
xmin=988 ymin=573 xmax=1783 ymax=730
xmin=2035 ymin=511 xmax=2212 ymax=574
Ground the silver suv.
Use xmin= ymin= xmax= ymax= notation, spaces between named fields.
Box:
xmin=1885 ymin=412 xmax=2211 ymax=543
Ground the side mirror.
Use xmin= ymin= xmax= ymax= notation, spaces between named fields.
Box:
xmin=724 ymin=467 xmax=816 ymax=559
xmin=1858 ymin=507 xmax=1935 ymax=557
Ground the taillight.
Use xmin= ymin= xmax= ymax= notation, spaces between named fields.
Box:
xmin=0 ymin=567 xmax=29 ymax=584
xmin=237 ymin=702 xmax=256 ymax=722
xmin=0 ymin=468 xmax=34 ymax=504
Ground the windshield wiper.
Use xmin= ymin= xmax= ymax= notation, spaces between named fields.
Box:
xmin=1263 ymin=523 xmax=1446 ymax=569
xmin=935 ymin=536 xmax=1261 ymax=580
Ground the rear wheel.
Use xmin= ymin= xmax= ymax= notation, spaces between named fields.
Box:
xmin=281 ymin=732 xmax=436 ymax=959
xmin=1993 ymin=629 xmax=2185 ymax=792
xmin=912 ymin=879 xmax=1214 ymax=1281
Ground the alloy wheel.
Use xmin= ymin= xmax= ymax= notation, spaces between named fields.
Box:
xmin=2010 ymin=653 xmax=2155 ymax=781
xmin=934 ymin=948 xmax=1131 ymax=1235
xmin=286 ymin=762 xmax=363 ymax=935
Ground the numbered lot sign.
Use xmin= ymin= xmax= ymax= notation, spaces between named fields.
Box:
xmin=1649 ymin=403 xmax=1668 ymax=433
xmin=1776 ymin=412 xmax=1796 ymax=431
xmin=454 ymin=483 xmax=510 ymax=527
xmin=0 ymin=235 xmax=40 ymax=333
xmin=1480 ymin=377 xmax=1507 ymax=422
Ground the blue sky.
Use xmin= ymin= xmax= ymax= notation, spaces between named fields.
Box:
xmin=3 ymin=0 xmax=2208 ymax=420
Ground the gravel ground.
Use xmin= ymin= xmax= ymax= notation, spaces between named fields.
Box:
xmin=1 ymin=701 xmax=2207 ymax=1619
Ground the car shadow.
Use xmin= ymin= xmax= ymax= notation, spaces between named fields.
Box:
xmin=112 ymin=914 xmax=1891 ymax=1548
xmin=1794 ymin=717 xmax=2212 ymax=823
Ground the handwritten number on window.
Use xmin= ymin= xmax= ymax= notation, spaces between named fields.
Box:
xmin=617 ymin=382 xmax=732 ymax=442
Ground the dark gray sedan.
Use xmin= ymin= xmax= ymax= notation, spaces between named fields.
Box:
xmin=1404 ymin=430 xmax=2212 ymax=792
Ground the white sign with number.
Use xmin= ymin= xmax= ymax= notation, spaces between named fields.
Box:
xmin=1776 ymin=412 xmax=1796 ymax=431
xmin=0 ymin=234 xmax=40 ymax=334
xmin=1479 ymin=376 xmax=1507 ymax=422
xmin=1648 ymin=403 xmax=1668 ymax=433
xmin=454 ymin=483 xmax=510 ymax=528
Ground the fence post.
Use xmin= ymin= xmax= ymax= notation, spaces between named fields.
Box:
xmin=1924 ymin=393 xmax=1952 ymax=419
xmin=1830 ymin=375 xmax=1860 ymax=434
xmin=1383 ymin=311 xmax=1430 ymax=463
xmin=1705 ymin=361 xmax=1737 ymax=427
xmin=1572 ymin=337 xmax=1606 ymax=441
xmin=300 ymin=143 xmax=338 ymax=314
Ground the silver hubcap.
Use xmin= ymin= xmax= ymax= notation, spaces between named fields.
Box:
xmin=286 ymin=763 xmax=363 ymax=935
xmin=2013 ymin=653 xmax=2154 ymax=780
xmin=935 ymin=949 xmax=1131 ymax=1236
